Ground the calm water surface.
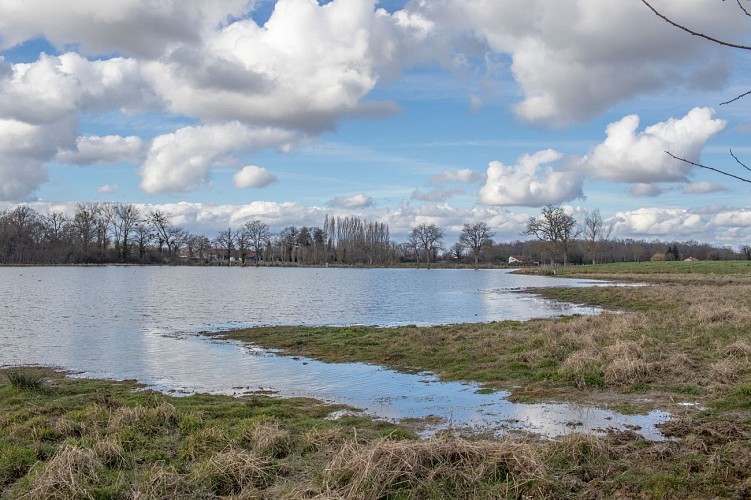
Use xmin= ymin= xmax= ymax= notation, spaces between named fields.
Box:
xmin=0 ymin=266 xmax=669 ymax=439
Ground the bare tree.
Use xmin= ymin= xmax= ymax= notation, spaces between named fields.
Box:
xmin=215 ymin=227 xmax=236 ymax=266
xmin=524 ymin=205 xmax=579 ymax=266
xmin=410 ymin=223 xmax=444 ymax=269
xmin=243 ymin=220 xmax=271 ymax=265
xmin=583 ymin=209 xmax=613 ymax=265
xmin=108 ymin=203 xmax=141 ymax=261
xmin=459 ymin=222 xmax=494 ymax=269
xmin=133 ymin=219 xmax=152 ymax=261
xmin=236 ymin=228 xmax=250 ymax=265
xmin=72 ymin=202 xmax=103 ymax=261
xmin=41 ymin=211 xmax=69 ymax=262
xmin=148 ymin=209 xmax=185 ymax=260
xmin=0 ymin=205 xmax=43 ymax=263
xmin=449 ymin=242 xmax=464 ymax=261
xmin=642 ymin=0 xmax=751 ymax=183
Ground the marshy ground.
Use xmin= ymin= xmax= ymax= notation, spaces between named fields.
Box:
xmin=1 ymin=261 xmax=750 ymax=498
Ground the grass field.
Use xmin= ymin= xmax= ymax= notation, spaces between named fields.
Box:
xmin=1 ymin=261 xmax=750 ymax=497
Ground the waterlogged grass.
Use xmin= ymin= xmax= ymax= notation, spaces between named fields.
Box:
xmin=2 ymin=368 xmax=750 ymax=498
xmin=221 ymin=269 xmax=751 ymax=409
xmin=518 ymin=259 xmax=751 ymax=284
xmin=0 ymin=368 xmax=413 ymax=498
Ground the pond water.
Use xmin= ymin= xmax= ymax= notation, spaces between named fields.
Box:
xmin=0 ymin=266 xmax=669 ymax=439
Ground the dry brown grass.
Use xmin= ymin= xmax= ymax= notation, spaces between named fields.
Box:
xmin=242 ymin=420 xmax=293 ymax=459
xmin=107 ymin=405 xmax=147 ymax=431
xmin=725 ymin=340 xmax=751 ymax=359
xmin=603 ymin=340 xmax=656 ymax=386
xmin=710 ymin=359 xmax=741 ymax=384
xmin=190 ymin=447 xmax=274 ymax=496
xmin=301 ymin=428 xmax=349 ymax=455
xmin=179 ymin=426 xmax=233 ymax=461
xmin=559 ymin=350 xmax=601 ymax=388
xmin=18 ymin=446 xmax=102 ymax=499
xmin=323 ymin=437 xmax=549 ymax=499
xmin=131 ymin=462 xmax=195 ymax=499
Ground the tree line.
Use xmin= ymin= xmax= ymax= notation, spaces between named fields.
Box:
xmin=0 ymin=203 xmax=747 ymax=266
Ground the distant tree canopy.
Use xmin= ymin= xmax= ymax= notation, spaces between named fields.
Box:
xmin=0 ymin=204 xmax=747 ymax=266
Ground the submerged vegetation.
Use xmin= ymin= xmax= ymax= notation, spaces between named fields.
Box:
xmin=2 ymin=261 xmax=750 ymax=497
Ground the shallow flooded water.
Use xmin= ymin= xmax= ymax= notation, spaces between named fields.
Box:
xmin=0 ymin=266 xmax=670 ymax=439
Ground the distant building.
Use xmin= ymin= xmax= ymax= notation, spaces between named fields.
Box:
xmin=508 ymin=255 xmax=532 ymax=265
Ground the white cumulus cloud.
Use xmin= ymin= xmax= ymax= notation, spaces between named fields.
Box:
xmin=233 ymin=165 xmax=278 ymax=189
xmin=0 ymin=0 xmax=249 ymax=58
xmin=580 ymin=107 xmax=726 ymax=183
xmin=141 ymin=0 xmax=427 ymax=132
xmin=479 ymin=149 xmax=583 ymax=207
xmin=140 ymin=122 xmax=299 ymax=194
xmin=614 ymin=207 xmax=708 ymax=237
xmin=328 ymin=193 xmax=374 ymax=209
xmin=57 ymin=135 xmax=145 ymax=165
xmin=97 ymin=184 xmax=119 ymax=194
xmin=411 ymin=0 xmax=745 ymax=125
xmin=0 ymin=118 xmax=77 ymax=200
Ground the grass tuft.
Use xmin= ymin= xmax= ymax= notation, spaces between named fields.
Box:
xmin=324 ymin=436 xmax=549 ymax=498
xmin=190 ymin=447 xmax=274 ymax=496
xmin=20 ymin=445 xmax=102 ymax=499
xmin=6 ymin=370 xmax=46 ymax=392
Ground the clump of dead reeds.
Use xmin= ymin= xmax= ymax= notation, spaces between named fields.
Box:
xmin=131 ymin=462 xmax=196 ymax=500
xmin=724 ymin=340 xmax=751 ymax=359
xmin=559 ymin=350 xmax=603 ymax=388
xmin=709 ymin=360 xmax=740 ymax=384
xmin=18 ymin=446 xmax=102 ymax=499
xmin=323 ymin=437 xmax=549 ymax=499
xmin=92 ymin=437 xmax=128 ymax=469
xmin=179 ymin=426 xmax=232 ymax=461
xmin=603 ymin=340 xmax=656 ymax=386
xmin=107 ymin=402 xmax=178 ymax=433
xmin=300 ymin=427 xmax=348 ymax=455
xmin=242 ymin=420 xmax=293 ymax=459
xmin=190 ymin=447 xmax=273 ymax=496
xmin=107 ymin=405 xmax=147 ymax=431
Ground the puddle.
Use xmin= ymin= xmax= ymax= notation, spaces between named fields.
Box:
xmin=122 ymin=335 xmax=672 ymax=441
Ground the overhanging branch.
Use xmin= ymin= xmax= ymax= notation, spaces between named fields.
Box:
xmin=641 ymin=0 xmax=751 ymax=50
xmin=665 ymin=151 xmax=751 ymax=184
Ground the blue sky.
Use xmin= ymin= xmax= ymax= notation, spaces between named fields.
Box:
xmin=0 ymin=0 xmax=749 ymax=244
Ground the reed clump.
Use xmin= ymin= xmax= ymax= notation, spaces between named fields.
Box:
xmin=323 ymin=437 xmax=549 ymax=499
xmin=6 ymin=370 xmax=46 ymax=392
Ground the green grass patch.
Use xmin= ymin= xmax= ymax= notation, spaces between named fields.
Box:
xmin=1 ymin=368 xmax=749 ymax=498
xmin=6 ymin=370 xmax=46 ymax=392
xmin=714 ymin=383 xmax=751 ymax=411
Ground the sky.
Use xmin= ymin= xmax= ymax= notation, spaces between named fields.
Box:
xmin=0 ymin=0 xmax=749 ymax=245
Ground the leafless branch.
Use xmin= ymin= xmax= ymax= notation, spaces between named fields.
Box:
xmin=730 ymin=149 xmax=751 ymax=173
xmin=720 ymin=89 xmax=751 ymax=105
xmin=736 ymin=0 xmax=751 ymax=18
xmin=665 ymin=151 xmax=751 ymax=184
xmin=641 ymin=0 xmax=751 ymax=50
